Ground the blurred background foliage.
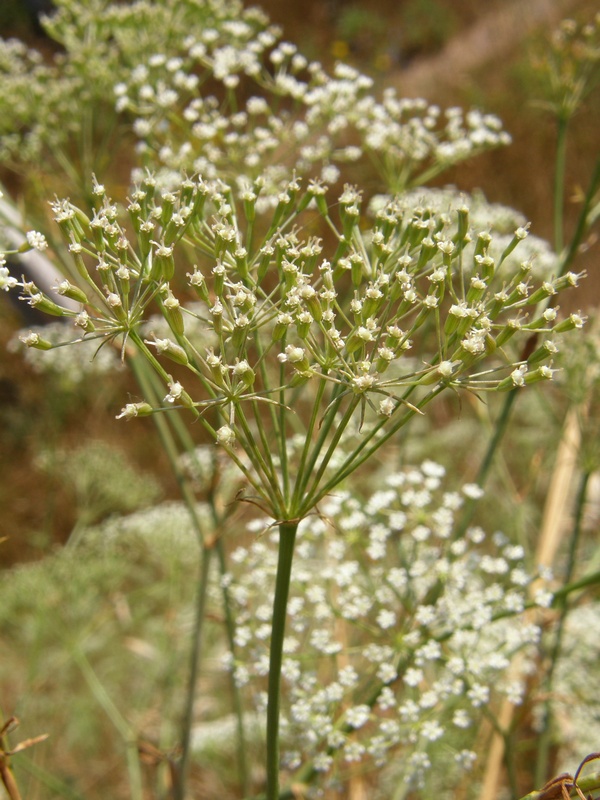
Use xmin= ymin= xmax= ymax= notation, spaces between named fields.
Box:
xmin=0 ymin=1 xmax=598 ymax=796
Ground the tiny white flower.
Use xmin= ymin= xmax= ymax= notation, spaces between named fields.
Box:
xmin=164 ymin=381 xmax=184 ymax=404
xmin=345 ymin=704 xmax=371 ymax=729
xmin=0 ymin=266 xmax=18 ymax=292
xmin=26 ymin=231 xmax=48 ymax=251
xmin=216 ymin=425 xmax=236 ymax=446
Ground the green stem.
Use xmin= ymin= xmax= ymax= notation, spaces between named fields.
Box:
xmin=14 ymin=755 xmax=86 ymax=800
xmin=302 ymin=394 xmax=360 ymax=506
xmin=176 ymin=546 xmax=213 ymax=800
xmin=72 ymin=649 xmax=143 ymax=800
xmin=553 ymin=114 xmax=569 ymax=256
xmin=215 ymin=539 xmax=250 ymax=796
xmin=453 ymin=388 xmax=519 ymax=539
xmin=279 ymin=359 xmax=290 ymax=505
xmin=304 ymin=386 xmax=442 ymax=513
xmin=559 ymin=154 xmax=600 ymax=275
xmin=551 ymin=568 xmax=600 ymax=602
xmin=132 ymin=355 xmax=251 ymax=795
xmin=291 ymin=379 xmax=343 ymax=508
xmin=265 ymin=522 xmax=298 ymax=800
xmin=128 ymin=354 xmax=213 ymax=800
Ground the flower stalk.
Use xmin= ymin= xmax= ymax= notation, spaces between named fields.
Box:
xmin=266 ymin=521 xmax=299 ymax=800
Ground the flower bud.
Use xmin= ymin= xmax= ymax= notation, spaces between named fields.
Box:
xmin=498 ymin=224 xmax=530 ymax=265
xmin=147 ymin=337 xmax=189 ymax=366
xmin=188 ymin=268 xmax=210 ymax=302
xmin=416 ymin=238 xmax=437 ymax=270
xmin=497 ymin=364 xmax=527 ymax=391
xmin=232 ymin=359 xmax=255 ymax=389
xmin=299 ymin=284 xmax=322 ymax=321
xmin=216 ymin=425 xmax=236 ymax=447
xmin=278 ymin=344 xmax=310 ymax=373
xmin=19 ymin=331 xmax=53 ymax=350
xmin=523 ymin=365 xmax=555 ymax=384
xmin=527 ymin=339 xmax=559 ymax=365
xmin=162 ymin=290 xmax=185 ymax=336
xmin=116 ymin=402 xmax=154 ymax=420
xmin=213 ymin=261 xmax=226 ymax=296
xmin=75 ymin=311 xmax=96 ymax=332
xmin=150 ymin=241 xmax=175 ymax=282
xmin=473 ymin=231 xmax=492 ymax=260
xmin=295 ymin=310 xmax=312 ymax=339
xmin=494 ymin=318 xmax=522 ymax=347
xmin=553 ymin=312 xmax=586 ymax=332
xmin=56 ymin=280 xmax=88 ymax=305
xmin=22 ymin=291 xmax=71 ymax=317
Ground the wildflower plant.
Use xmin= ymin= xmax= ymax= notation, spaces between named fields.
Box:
xmin=0 ymin=2 xmax=592 ymax=798
xmin=4 ymin=165 xmax=584 ymax=798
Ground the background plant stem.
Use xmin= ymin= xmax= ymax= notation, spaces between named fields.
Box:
xmin=534 ymin=468 xmax=591 ymax=788
xmin=176 ymin=546 xmax=213 ymax=800
xmin=553 ymin=114 xmax=569 ymax=255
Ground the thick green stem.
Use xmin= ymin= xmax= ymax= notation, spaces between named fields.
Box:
xmin=265 ymin=522 xmax=298 ymax=800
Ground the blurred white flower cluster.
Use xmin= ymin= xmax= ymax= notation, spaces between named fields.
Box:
xmin=220 ymin=460 xmax=549 ymax=791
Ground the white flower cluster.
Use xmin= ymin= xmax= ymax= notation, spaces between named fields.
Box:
xmin=369 ymin=187 xmax=560 ymax=281
xmin=0 ymin=0 xmax=511 ymax=198
xmin=548 ymin=602 xmax=600 ymax=771
xmin=221 ymin=461 xmax=547 ymax=790
xmin=111 ymin=9 xmax=512 ymax=195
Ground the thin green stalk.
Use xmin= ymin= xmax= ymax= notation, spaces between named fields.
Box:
xmin=235 ymin=405 xmax=286 ymax=511
xmin=553 ymin=115 xmax=569 ymax=256
xmin=215 ymin=538 xmax=250 ymax=797
xmin=72 ymin=649 xmax=144 ymax=800
xmin=128 ymin=353 xmax=205 ymax=535
xmin=291 ymin=381 xmax=347 ymax=509
xmin=129 ymin=354 xmax=213 ymax=800
xmin=251 ymin=396 xmax=282 ymax=490
xmin=302 ymin=394 xmax=361 ymax=506
xmin=265 ymin=522 xmax=298 ymax=800
xmin=551 ymin=568 xmax=600 ymax=602
xmin=13 ymin=755 xmax=86 ymax=800
xmin=305 ymin=386 xmax=443 ymax=512
xmin=278 ymin=359 xmax=290 ymax=505
xmin=291 ymin=375 xmax=329 ymax=508
xmin=559 ymin=154 xmax=600 ymax=275
xmin=133 ymin=356 xmax=251 ymax=796
xmin=453 ymin=388 xmax=519 ymax=540
xmin=176 ymin=546 xmax=213 ymax=800
xmin=253 ymin=333 xmax=288 ymax=504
